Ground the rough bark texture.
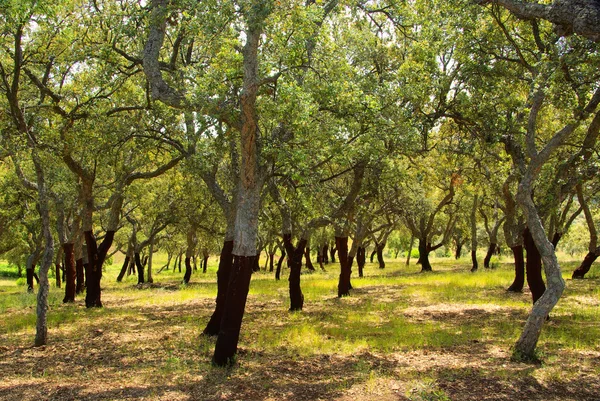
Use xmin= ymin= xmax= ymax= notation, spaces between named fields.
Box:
xmin=507 ymin=245 xmax=525 ymax=292
xmin=62 ymin=243 xmax=76 ymax=303
xmin=336 ymin=237 xmax=352 ymax=297
xmin=212 ymin=255 xmax=254 ymax=366
xmin=84 ymin=230 xmax=115 ymax=308
xmin=203 ymin=240 xmax=234 ymax=336
xmin=524 ymin=228 xmax=546 ymax=304
xmin=418 ymin=239 xmax=432 ymax=272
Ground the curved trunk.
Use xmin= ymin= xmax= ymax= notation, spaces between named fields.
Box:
xmin=212 ymin=254 xmax=255 ymax=366
xmin=84 ymin=230 xmax=115 ymax=308
xmin=275 ymin=248 xmax=286 ymax=280
xmin=370 ymin=248 xmax=376 ymax=263
xmin=418 ymin=239 xmax=432 ymax=272
xmin=75 ymin=259 xmax=85 ymax=294
xmin=135 ymin=252 xmax=145 ymax=284
xmin=183 ymin=257 xmax=192 ymax=284
xmin=376 ymin=243 xmax=386 ymax=269
xmin=357 ymin=246 xmax=366 ymax=278
xmin=116 ymin=253 xmax=131 ymax=282
xmin=484 ymin=243 xmax=496 ymax=268
xmin=62 ymin=243 xmax=76 ymax=303
xmin=336 ymin=236 xmax=351 ymax=297
xmin=507 ymin=245 xmax=525 ymax=292
xmin=524 ymin=228 xmax=545 ymax=304
xmin=203 ymin=240 xmax=234 ymax=336
xmin=572 ymin=251 xmax=598 ymax=279
xmin=304 ymin=246 xmax=315 ymax=271
xmin=285 ymin=235 xmax=306 ymax=311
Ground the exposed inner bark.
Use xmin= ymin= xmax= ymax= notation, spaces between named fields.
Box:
xmin=470 ymin=249 xmax=478 ymax=272
xmin=183 ymin=257 xmax=192 ymax=284
xmin=284 ymin=234 xmax=306 ymax=311
xmin=212 ymin=255 xmax=255 ymax=366
xmin=572 ymin=251 xmax=598 ymax=279
xmin=376 ymin=242 xmax=386 ymax=269
xmin=62 ymin=243 xmax=76 ymax=303
xmin=275 ymin=248 xmax=286 ymax=281
xmin=357 ymin=246 xmax=366 ymax=277
xmin=336 ymin=236 xmax=352 ymax=297
xmin=304 ymin=246 xmax=315 ymax=271
xmin=523 ymin=228 xmax=546 ymax=304
xmin=507 ymin=245 xmax=525 ymax=292
xmin=135 ymin=252 xmax=145 ymax=284
xmin=484 ymin=243 xmax=496 ymax=268
xmin=418 ymin=239 xmax=433 ymax=272
xmin=84 ymin=230 xmax=115 ymax=308
xmin=203 ymin=240 xmax=234 ymax=336
xmin=75 ymin=258 xmax=85 ymax=294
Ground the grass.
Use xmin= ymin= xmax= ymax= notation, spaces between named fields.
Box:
xmin=0 ymin=253 xmax=599 ymax=400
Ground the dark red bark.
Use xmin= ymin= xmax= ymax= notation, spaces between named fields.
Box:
xmin=116 ymin=255 xmax=130 ymax=282
xmin=203 ymin=255 xmax=209 ymax=273
xmin=84 ymin=230 xmax=115 ymax=308
xmin=330 ymin=244 xmax=337 ymax=263
xmin=183 ymin=257 xmax=192 ymax=284
xmin=418 ymin=239 xmax=432 ymax=272
xmin=376 ymin=242 xmax=386 ymax=269
xmin=75 ymin=258 xmax=85 ymax=294
xmin=572 ymin=251 xmax=598 ymax=279
xmin=322 ymin=244 xmax=329 ymax=264
xmin=26 ymin=267 xmax=34 ymax=293
xmin=62 ymin=243 xmax=76 ymax=303
xmin=507 ymin=245 xmax=525 ymax=292
xmin=203 ymin=240 xmax=234 ymax=336
xmin=370 ymin=248 xmax=377 ymax=263
xmin=551 ymin=232 xmax=562 ymax=248
xmin=336 ymin=236 xmax=352 ymax=297
xmin=275 ymin=248 xmax=286 ymax=281
xmin=269 ymin=253 xmax=275 ymax=272
xmin=357 ymin=246 xmax=366 ymax=278
xmin=252 ymin=253 xmax=261 ymax=272
xmin=523 ymin=228 xmax=545 ymax=304
xmin=484 ymin=243 xmax=496 ymax=268
xmin=470 ymin=249 xmax=478 ymax=272
xmin=283 ymin=234 xmax=307 ymax=311
xmin=304 ymin=246 xmax=315 ymax=271
xmin=135 ymin=252 xmax=145 ymax=284
xmin=55 ymin=262 xmax=62 ymax=289
xmin=212 ymin=254 xmax=254 ymax=367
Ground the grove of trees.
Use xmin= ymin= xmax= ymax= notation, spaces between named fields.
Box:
xmin=1 ymin=0 xmax=598 ymax=366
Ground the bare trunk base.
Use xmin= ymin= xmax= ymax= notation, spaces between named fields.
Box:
xmin=572 ymin=252 xmax=598 ymax=279
xmin=484 ymin=243 xmax=496 ymax=268
xmin=62 ymin=243 xmax=76 ymax=303
xmin=336 ymin=237 xmax=351 ymax=297
xmin=507 ymin=245 xmax=525 ymax=292
xmin=203 ymin=240 xmax=234 ymax=336
xmin=524 ymin=229 xmax=545 ymax=304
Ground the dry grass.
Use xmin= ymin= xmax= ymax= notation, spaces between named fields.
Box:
xmin=0 ymin=254 xmax=599 ymax=401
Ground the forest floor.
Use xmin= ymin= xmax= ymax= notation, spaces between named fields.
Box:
xmin=0 ymin=254 xmax=599 ymax=401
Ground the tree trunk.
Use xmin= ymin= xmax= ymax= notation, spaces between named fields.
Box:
xmin=135 ymin=252 xmax=145 ymax=284
xmin=337 ymin=236 xmax=352 ymax=297
xmin=507 ymin=245 xmax=525 ymax=292
xmin=203 ymin=252 xmax=209 ymax=274
xmin=26 ymin=265 xmax=35 ymax=293
xmin=572 ymin=251 xmax=598 ymax=279
xmin=269 ymin=253 xmax=275 ymax=272
xmin=406 ymin=235 xmax=414 ymax=266
xmin=370 ymin=248 xmax=377 ymax=263
xmin=330 ymin=243 xmax=337 ymax=263
xmin=275 ymin=248 xmax=286 ymax=280
xmin=524 ymin=228 xmax=545 ymax=304
xmin=455 ymin=243 xmax=462 ymax=259
xmin=284 ymin=235 xmax=306 ymax=311
xmin=147 ymin=240 xmax=154 ymax=283
xmin=322 ymin=244 xmax=329 ymax=264
xmin=212 ymin=254 xmax=255 ymax=366
xmin=84 ymin=230 xmax=115 ymax=308
xmin=116 ymin=253 xmax=131 ymax=282
xmin=418 ymin=239 xmax=432 ymax=272
xmin=304 ymin=246 xmax=315 ymax=271
xmin=183 ymin=257 xmax=192 ymax=284
xmin=62 ymin=243 xmax=76 ymax=303
xmin=376 ymin=242 xmax=386 ymax=269
xmin=75 ymin=258 xmax=85 ymax=294
xmin=470 ymin=249 xmax=478 ymax=272
xmin=484 ymin=243 xmax=496 ymax=268
xmin=178 ymin=253 xmax=182 ymax=272
xmin=203 ymin=240 xmax=234 ymax=336
xmin=357 ymin=246 xmax=366 ymax=278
